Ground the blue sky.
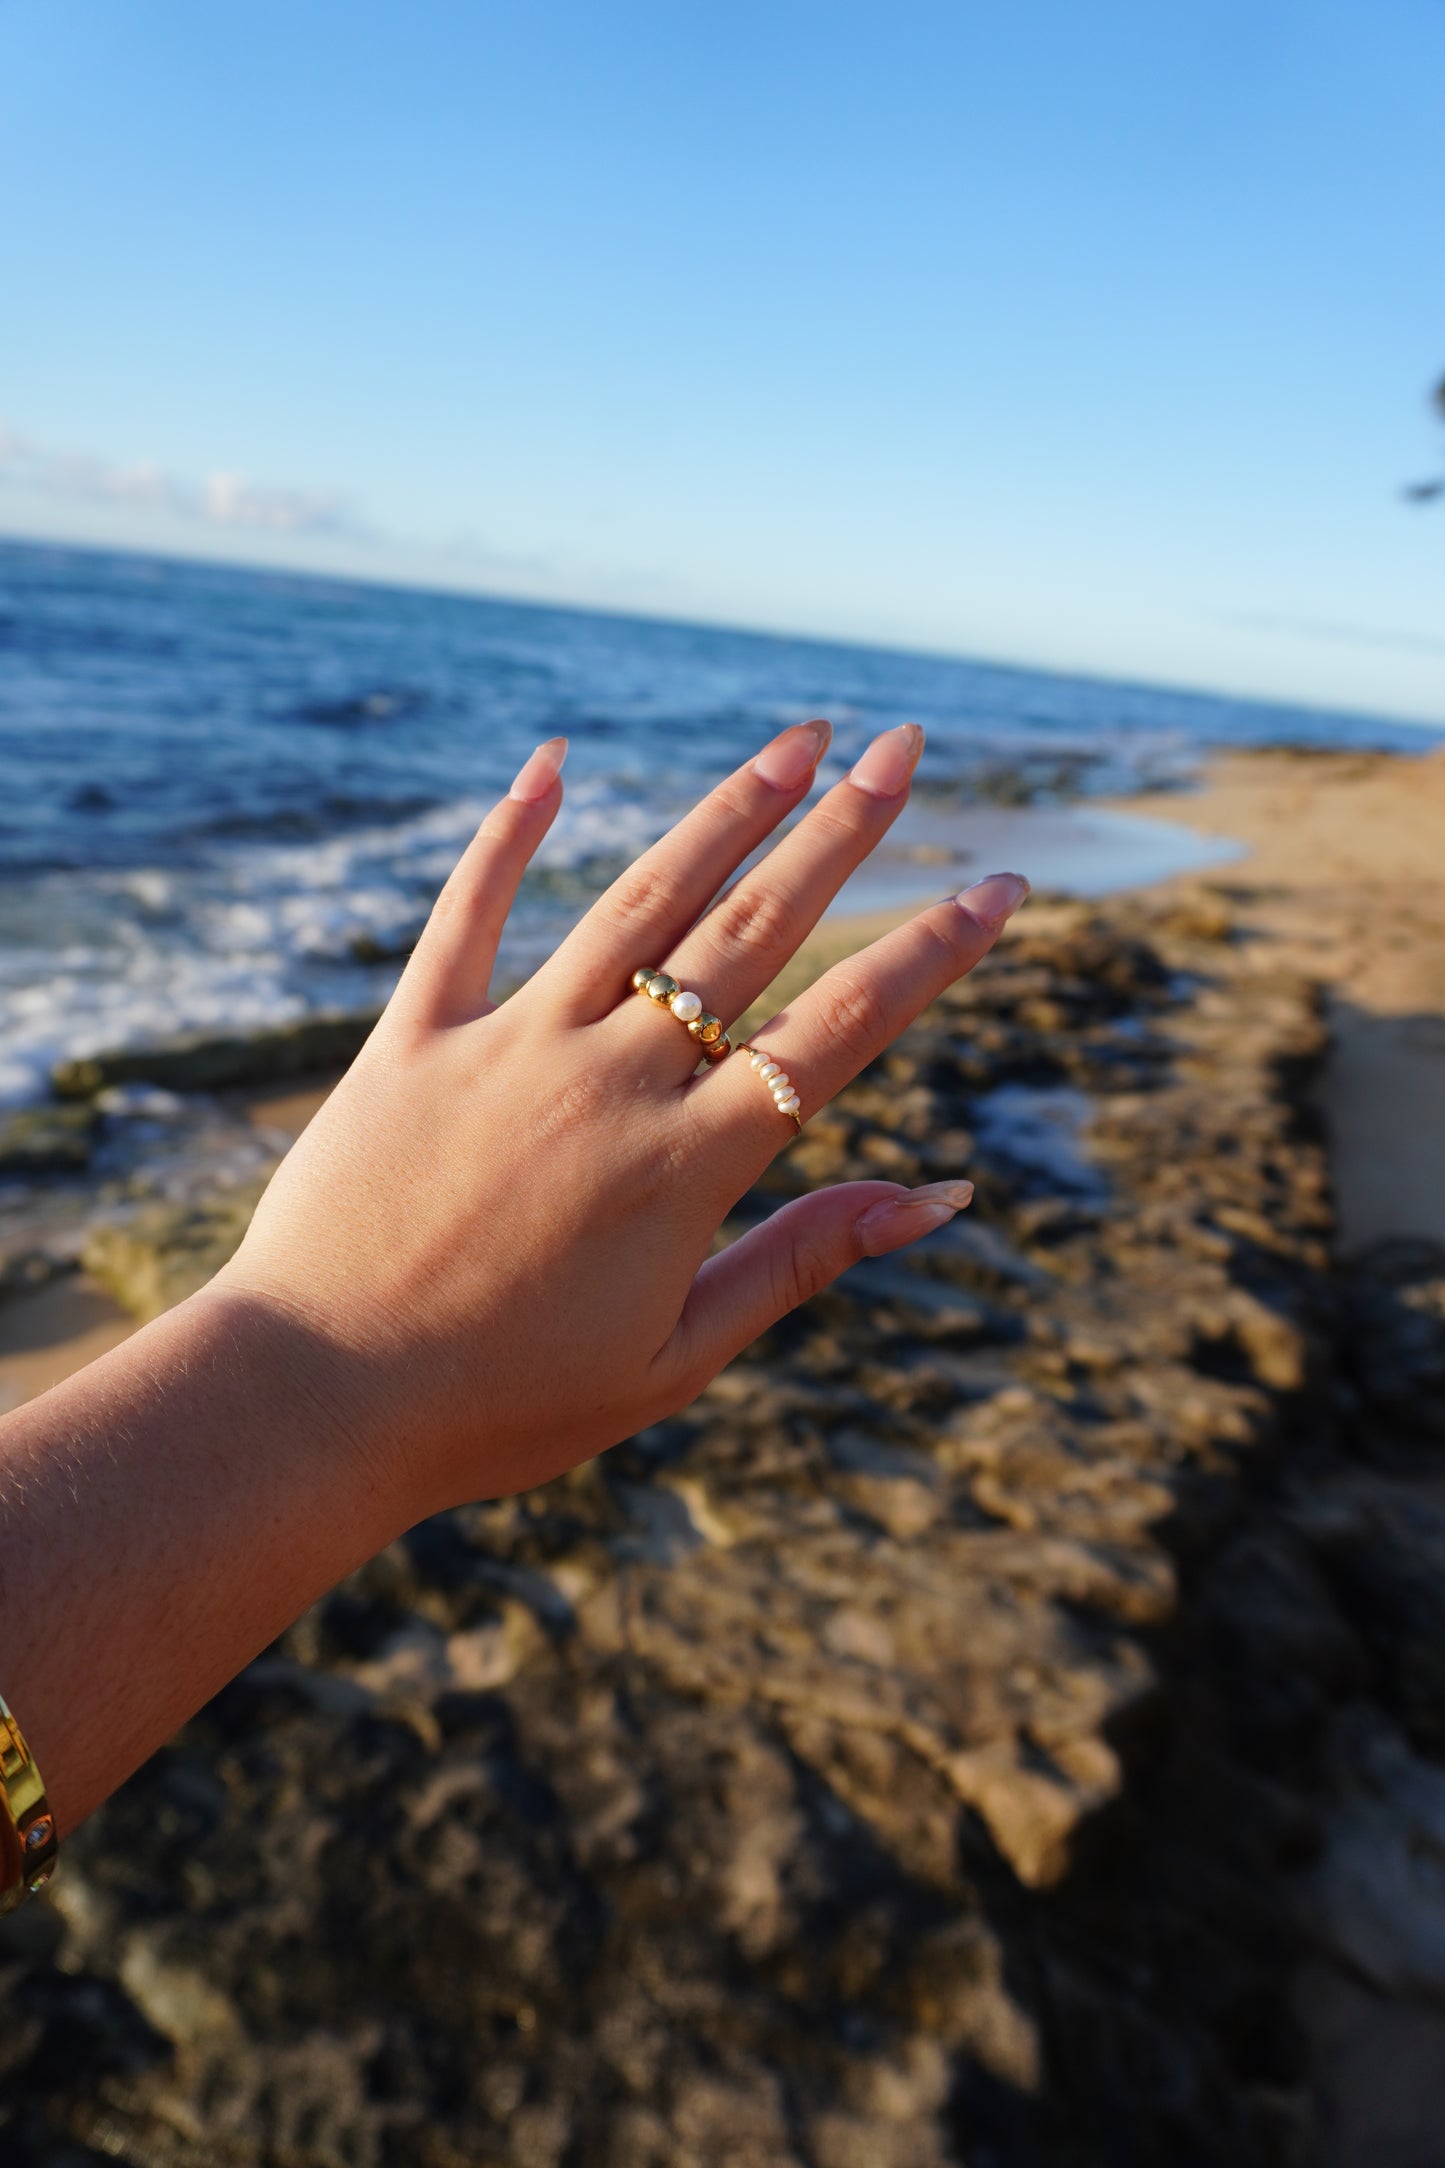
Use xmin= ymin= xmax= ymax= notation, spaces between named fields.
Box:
xmin=2 ymin=0 xmax=1442 ymax=721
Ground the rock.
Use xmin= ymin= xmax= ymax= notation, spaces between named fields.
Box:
xmin=0 ymin=1102 xmax=97 ymax=1172
xmin=0 ymin=1245 xmax=75 ymax=1299
xmin=3 ymin=895 xmax=1359 ymax=2166
xmin=1343 ymin=1238 xmax=1445 ymax=1451
xmin=51 ymin=1011 xmax=381 ymax=1099
xmin=81 ymin=1181 xmax=269 ymax=1318
xmin=1304 ymin=1710 xmax=1445 ymax=1998
xmin=1298 ymin=1482 xmax=1445 ymax=1756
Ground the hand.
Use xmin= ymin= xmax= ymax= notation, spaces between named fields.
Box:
xmin=0 ymin=717 xmax=1030 ymax=1840
xmin=222 ymin=719 xmax=1029 ymax=1521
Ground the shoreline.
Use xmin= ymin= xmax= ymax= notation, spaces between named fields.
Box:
xmin=4 ymin=743 xmax=1442 ymax=1406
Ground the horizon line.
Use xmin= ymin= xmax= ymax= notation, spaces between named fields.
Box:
xmin=2 ymin=520 xmax=1442 ymax=741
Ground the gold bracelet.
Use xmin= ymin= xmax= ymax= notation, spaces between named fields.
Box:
xmin=0 ymin=1689 xmax=58 ymax=1912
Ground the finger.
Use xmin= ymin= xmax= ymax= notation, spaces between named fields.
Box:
xmin=642 ymin=725 xmax=924 ymax=1066
xmin=698 ymin=871 xmax=1031 ymax=1138
xmin=655 ymin=1179 xmax=975 ymax=1392
xmin=391 ymin=738 xmax=567 ymax=1031
xmin=534 ymin=719 xmax=832 ymax=1021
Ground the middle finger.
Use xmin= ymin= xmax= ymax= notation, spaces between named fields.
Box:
xmin=630 ymin=723 xmax=924 ymax=1067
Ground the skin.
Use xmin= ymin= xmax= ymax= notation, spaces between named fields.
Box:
xmin=0 ymin=719 xmax=1027 ymax=1840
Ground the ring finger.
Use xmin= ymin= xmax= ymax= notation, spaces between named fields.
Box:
xmin=700 ymin=871 xmax=1031 ymax=1155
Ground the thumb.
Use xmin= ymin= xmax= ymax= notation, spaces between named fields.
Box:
xmin=661 ymin=1179 xmax=975 ymax=1390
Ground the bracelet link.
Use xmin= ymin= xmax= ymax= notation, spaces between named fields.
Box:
xmin=0 ymin=1690 xmax=58 ymax=1912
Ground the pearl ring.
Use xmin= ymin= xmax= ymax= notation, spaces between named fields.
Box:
xmin=628 ymin=969 xmax=803 ymax=1128
xmin=734 ymin=1043 xmax=803 ymax=1128
xmin=631 ymin=968 xmax=731 ymax=1059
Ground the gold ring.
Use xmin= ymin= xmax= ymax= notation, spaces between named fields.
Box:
xmin=735 ymin=1043 xmax=803 ymax=1129
xmin=630 ymin=968 xmax=731 ymax=1061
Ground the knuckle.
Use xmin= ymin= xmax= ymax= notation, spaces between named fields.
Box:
xmin=706 ymin=879 xmax=797 ymax=959
xmin=595 ymin=861 xmax=688 ymax=941
xmin=708 ymin=776 xmax=757 ymax=824
xmin=919 ymin=910 xmax=972 ymax=973
xmin=527 ymin=1060 xmax=613 ymax=1142
xmin=805 ymin=797 xmax=870 ymax=853
xmin=774 ymin=1228 xmax=835 ymax=1313
xmin=814 ymin=970 xmax=889 ymax=1066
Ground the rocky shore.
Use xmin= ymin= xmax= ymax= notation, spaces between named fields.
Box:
xmin=3 ymin=877 xmax=1444 ymax=2164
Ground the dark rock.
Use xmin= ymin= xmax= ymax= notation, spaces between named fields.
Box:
xmin=1298 ymin=1483 xmax=1445 ymax=1756
xmin=2 ymin=894 xmax=1371 ymax=2166
xmin=1341 ymin=1239 xmax=1445 ymax=1453
xmin=0 ymin=1103 xmax=97 ymax=1172
xmin=51 ymin=1012 xmax=381 ymax=1099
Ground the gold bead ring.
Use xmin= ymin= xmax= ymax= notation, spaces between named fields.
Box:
xmin=630 ymin=968 xmax=731 ymax=1060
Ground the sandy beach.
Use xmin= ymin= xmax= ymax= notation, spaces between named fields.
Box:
xmin=1112 ymin=744 xmax=1445 ymax=1254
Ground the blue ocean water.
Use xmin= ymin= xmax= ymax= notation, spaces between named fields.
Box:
xmin=1 ymin=536 xmax=1438 ymax=1104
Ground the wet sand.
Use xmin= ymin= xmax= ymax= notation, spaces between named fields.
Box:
xmin=1111 ymin=745 xmax=1445 ymax=1253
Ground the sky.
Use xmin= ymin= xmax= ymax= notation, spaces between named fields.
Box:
xmin=1 ymin=0 xmax=1442 ymax=723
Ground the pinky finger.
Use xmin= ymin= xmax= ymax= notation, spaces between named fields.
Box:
xmin=393 ymin=738 xmax=568 ymax=1031
xmin=655 ymin=1178 xmax=974 ymax=1393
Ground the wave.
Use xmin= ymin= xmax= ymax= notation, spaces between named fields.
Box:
xmin=0 ymin=775 xmax=667 ymax=1105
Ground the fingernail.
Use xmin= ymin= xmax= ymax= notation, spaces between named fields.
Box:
xmin=848 ymin=723 xmax=925 ymax=800
xmin=856 ymin=1179 xmax=974 ymax=1256
xmin=752 ymin=718 xmax=832 ymax=793
xmin=955 ymin=871 xmax=1030 ymax=926
xmin=509 ymin=736 xmax=569 ymax=804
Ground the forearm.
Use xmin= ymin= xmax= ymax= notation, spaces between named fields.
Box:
xmin=0 ymin=1283 xmax=413 ymax=1837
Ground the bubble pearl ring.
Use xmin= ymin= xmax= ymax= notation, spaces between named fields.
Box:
xmin=734 ymin=1043 xmax=803 ymax=1130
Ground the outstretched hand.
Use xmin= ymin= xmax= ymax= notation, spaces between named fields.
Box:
xmin=222 ymin=720 xmax=1029 ymax=1518
xmin=0 ymin=719 xmax=1028 ymax=1838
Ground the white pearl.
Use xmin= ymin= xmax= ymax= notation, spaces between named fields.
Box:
xmin=749 ymin=1050 xmax=767 ymax=1069
xmin=671 ymin=989 xmax=703 ymax=1023
xmin=769 ymin=1074 xmax=791 ymax=1095
xmin=777 ymin=1094 xmax=801 ymax=1114
xmin=759 ymin=1061 xmax=781 ymax=1081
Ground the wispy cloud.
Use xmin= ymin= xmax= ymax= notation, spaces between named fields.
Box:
xmin=0 ymin=419 xmax=673 ymax=605
xmin=1220 ymin=608 xmax=1445 ymax=661
xmin=0 ymin=420 xmax=366 ymax=540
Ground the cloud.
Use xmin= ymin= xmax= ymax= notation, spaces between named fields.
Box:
xmin=1220 ymin=608 xmax=1445 ymax=661
xmin=0 ymin=420 xmax=366 ymax=540
xmin=0 ymin=419 xmax=666 ymax=605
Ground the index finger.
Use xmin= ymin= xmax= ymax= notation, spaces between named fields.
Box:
xmin=534 ymin=721 xmax=832 ymax=1020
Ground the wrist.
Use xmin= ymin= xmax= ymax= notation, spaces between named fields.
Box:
xmin=197 ymin=1267 xmax=429 ymax=1549
xmin=0 ymin=1273 xmax=427 ymax=1836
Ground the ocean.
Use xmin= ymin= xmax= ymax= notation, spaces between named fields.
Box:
xmin=1 ymin=536 xmax=1438 ymax=1107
